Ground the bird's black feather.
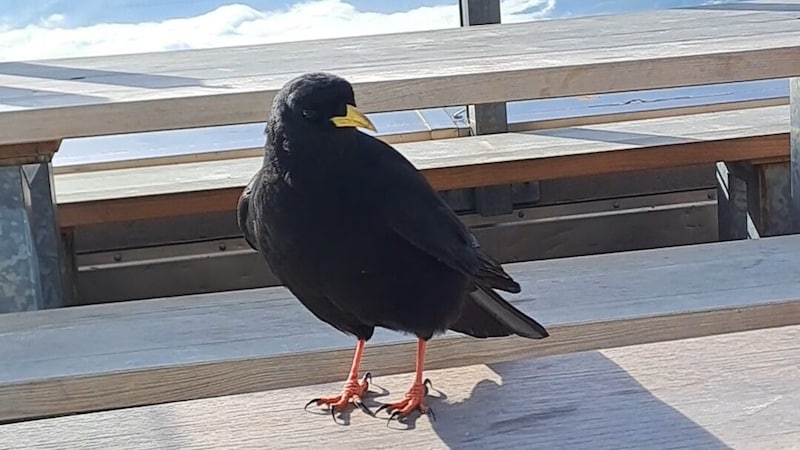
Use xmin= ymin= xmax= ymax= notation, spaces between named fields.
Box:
xmin=237 ymin=172 xmax=260 ymax=251
xmin=240 ymin=72 xmax=548 ymax=343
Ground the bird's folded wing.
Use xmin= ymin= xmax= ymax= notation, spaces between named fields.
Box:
xmin=237 ymin=170 xmax=261 ymax=251
xmin=385 ymin=188 xmax=482 ymax=278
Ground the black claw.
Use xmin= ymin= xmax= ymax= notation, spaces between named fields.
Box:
xmin=363 ymin=372 xmax=373 ymax=383
xmin=376 ymin=403 xmax=393 ymax=415
xmin=303 ymin=398 xmax=321 ymax=411
xmin=386 ymin=410 xmax=403 ymax=426
xmin=427 ymin=407 xmax=436 ymax=422
xmin=423 ymin=378 xmax=433 ymax=395
xmin=330 ymin=406 xmax=338 ymax=423
xmin=354 ymin=399 xmax=374 ymax=416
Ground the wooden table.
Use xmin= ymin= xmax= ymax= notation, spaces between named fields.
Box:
xmin=1 ymin=4 xmax=800 ymax=312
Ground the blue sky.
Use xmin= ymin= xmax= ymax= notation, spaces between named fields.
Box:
xmin=1 ymin=1 xmax=456 ymax=27
xmin=0 ymin=0 xmax=550 ymax=61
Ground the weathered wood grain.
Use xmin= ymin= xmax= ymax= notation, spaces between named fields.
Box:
xmin=1 ymin=235 xmax=800 ymax=422
xmin=1 ymin=324 xmax=798 ymax=449
xmin=51 ymin=127 xmax=464 ymax=175
xmin=53 ymin=105 xmax=789 ymax=226
xmin=1 ymin=8 xmax=799 ymax=144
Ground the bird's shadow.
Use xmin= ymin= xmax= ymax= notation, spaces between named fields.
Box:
xmin=371 ymin=351 xmax=733 ymax=449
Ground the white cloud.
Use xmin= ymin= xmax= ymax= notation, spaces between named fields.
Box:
xmin=0 ymin=0 xmax=555 ymax=62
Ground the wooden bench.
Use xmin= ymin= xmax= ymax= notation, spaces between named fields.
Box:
xmin=4 ymin=324 xmax=798 ymax=448
xmin=53 ymin=105 xmax=789 ymax=227
xmin=56 ymin=105 xmax=788 ymax=303
xmin=2 ymin=234 xmax=799 ymax=425
xmin=2 ymin=5 xmax=799 ymax=311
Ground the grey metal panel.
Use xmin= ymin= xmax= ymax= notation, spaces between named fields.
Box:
xmin=0 ymin=166 xmax=42 ymax=312
xmin=74 ymin=190 xmax=718 ymax=304
xmin=0 ymin=163 xmax=66 ymax=312
xmin=790 ymin=77 xmax=800 ymax=232
xmin=22 ymin=162 xmax=65 ymax=309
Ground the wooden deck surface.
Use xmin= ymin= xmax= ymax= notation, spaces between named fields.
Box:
xmin=2 ymin=324 xmax=798 ymax=449
xmin=2 ymin=235 xmax=800 ymax=422
xmin=53 ymin=105 xmax=789 ymax=226
xmin=1 ymin=6 xmax=799 ymax=144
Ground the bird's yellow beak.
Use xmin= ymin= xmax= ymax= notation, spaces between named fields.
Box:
xmin=330 ymin=104 xmax=377 ymax=132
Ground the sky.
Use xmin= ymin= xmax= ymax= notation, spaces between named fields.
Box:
xmin=0 ymin=0 xmax=740 ymax=62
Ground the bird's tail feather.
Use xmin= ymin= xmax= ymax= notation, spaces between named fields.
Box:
xmin=475 ymin=248 xmax=521 ymax=293
xmin=456 ymin=285 xmax=549 ymax=339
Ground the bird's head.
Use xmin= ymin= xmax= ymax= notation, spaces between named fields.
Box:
xmin=273 ymin=72 xmax=377 ymax=133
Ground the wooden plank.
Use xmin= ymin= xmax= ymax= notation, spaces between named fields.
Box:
xmin=509 ymin=96 xmax=787 ymax=132
xmin=0 ymin=141 xmax=60 ymax=165
xmin=52 ymin=105 xmax=789 ymax=227
xmin=50 ymin=79 xmax=788 ymax=175
xmin=51 ymin=127 xmax=464 ymax=176
xmin=1 ymin=8 xmax=800 ymax=144
xmin=2 ymin=325 xmax=798 ymax=449
xmin=1 ymin=235 xmax=800 ymax=422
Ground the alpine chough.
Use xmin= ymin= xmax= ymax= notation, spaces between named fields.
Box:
xmin=238 ymin=72 xmax=549 ymax=423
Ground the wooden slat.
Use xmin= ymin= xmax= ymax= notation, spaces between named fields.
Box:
xmin=2 ymin=235 xmax=800 ymax=422
xmin=53 ymin=105 xmax=790 ymax=227
xmin=0 ymin=141 xmax=61 ymax=165
xmin=51 ymin=127 xmax=465 ymax=176
xmin=2 ymin=324 xmax=798 ymax=449
xmin=1 ymin=7 xmax=800 ymax=144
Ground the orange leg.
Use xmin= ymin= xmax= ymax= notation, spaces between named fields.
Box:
xmin=304 ymin=339 xmax=372 ymax=419
xmin=377 ymin=338 xmax=435 ymax=422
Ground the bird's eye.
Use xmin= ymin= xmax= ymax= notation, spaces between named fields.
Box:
xmin=301 ymin=109 xmax=318 ymax=120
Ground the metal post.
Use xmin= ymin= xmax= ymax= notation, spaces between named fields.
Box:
xmin=790 ymin=78 xmax=800 ymax=233
xmin=716 ymin=162 xmax=750 ymax=240
xmin=24 ymin=162 xmax=67 ymax=308
xmin=459 ymin=0 xmax=525 ymax=217
xmin=721 ymin=160 xmax=790 ymax=239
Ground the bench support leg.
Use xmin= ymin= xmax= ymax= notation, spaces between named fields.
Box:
xmin=790 ymin=77 xmax=800 ymax=233
xmin=718 ymin=160 xmax=791 ymax=239
xmin=716 ymin=162 xmax=752 ymax=240
xmin=752 ymin=162 xmax=791 ymax=237
xmin=0 ymin=160 xmax=65 ymax=313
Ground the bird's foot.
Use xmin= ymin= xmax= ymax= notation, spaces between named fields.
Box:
xmin=377 ymin=378 xmax=435 ymax=424
xmin=304 ymin=372 xmax=373 ymax=419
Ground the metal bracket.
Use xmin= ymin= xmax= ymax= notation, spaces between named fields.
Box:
xmin=0 ymin=140 xmax=65 ymax=313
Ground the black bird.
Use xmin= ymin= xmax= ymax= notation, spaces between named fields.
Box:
xmin=238 ymin=72 xmax=548 ymax=422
